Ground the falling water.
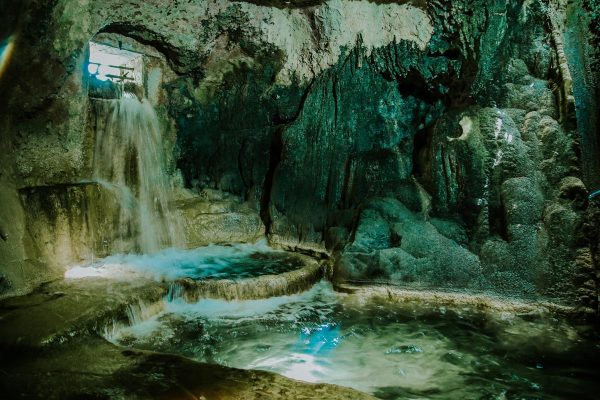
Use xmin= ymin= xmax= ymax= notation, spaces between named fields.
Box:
xmin=93 ymin=94 xmax=182 ymax=253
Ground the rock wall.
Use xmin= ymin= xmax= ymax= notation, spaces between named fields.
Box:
xmin=563 ymin=0 xmax=600 ymax=190
xmin=19 ymin=183 xmax=124 ymax=268
xmin=0 ymin=0 xmax=597 ymax=309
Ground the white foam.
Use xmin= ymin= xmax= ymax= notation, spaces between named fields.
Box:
xmin=164 ymin=280 xmax=338 ymax=320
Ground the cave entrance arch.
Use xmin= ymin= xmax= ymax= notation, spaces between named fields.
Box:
xmin=85 ymin=32 xmax=173 ymax=103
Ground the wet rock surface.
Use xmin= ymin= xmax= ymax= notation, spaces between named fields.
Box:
xmin=0 ymin=240 xmax=598 ymax=399
xmin=168 ymin=254 xmax=323 ymax=301
xmin=0 ymin=278 xmax=166 ymax=349
xmin=0 ymin=251 xmax=364 ymax=399
xmin=0 ymin=262 xmax=366 ymax=399
xmin=1 ymin=275 xmax=594 ymax=400
xmin=19 ymin=182 xmax=125 ymax=269
xmin=0 ymin=245 xmax=322 ymax=348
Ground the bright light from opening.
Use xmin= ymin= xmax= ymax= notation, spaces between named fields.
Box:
xmin=88 ymin=42 xmax=143 ymax=84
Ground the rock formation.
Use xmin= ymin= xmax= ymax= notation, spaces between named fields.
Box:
xmin=0 ymin=0 xmax=598 ymax=314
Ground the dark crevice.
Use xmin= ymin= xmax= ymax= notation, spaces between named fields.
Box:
xmin=340 ymin=157 xmax=354 ymax=210
xmin=411 ymin=126 xmax=431 ymax=181
xmin=332 ymin=75 xmax=338 ymax=128
xmin=259 ymin=76 xmax=318 ymax=232
xmin=396 ymin=70 xmax=444 ymax=105
xmin=428 ymin=47 xmax=462 ymax=60
xmin=271 ymin=78 xmax=316 ymax=125
xmin=259 ymin=126 xmax=284 ymax=234
xmin=488 ymin=201 xmax=509 ymax=242
xmin=238 ymin=139 xmax=251 ymax=195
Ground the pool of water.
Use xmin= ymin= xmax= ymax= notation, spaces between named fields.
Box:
xmin=109 ymin=281 xmax=600 ymax=399
xmin=65 ymin=241 xmax=305 ymax=281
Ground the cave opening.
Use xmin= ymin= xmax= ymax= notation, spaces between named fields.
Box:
xmin=87 ymin=41 xmax=145 ymax=100
xmin=88 ymin=41 xmax=143 ymax=85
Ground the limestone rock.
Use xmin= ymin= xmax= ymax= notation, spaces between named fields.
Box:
xmin=175 ymin=192 xmax=265 ymax=248
xmin=337 ymin=197 xmax=484 ymax=289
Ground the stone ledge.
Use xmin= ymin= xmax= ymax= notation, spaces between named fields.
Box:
xmin=334 ymin=282 xmax=579 ymax=318
xmin=0 ymin=252 xmax=324 ymax=348
xmin=0 ymin=278 xmax=167 ymax=349
xmin=169 ymin=254 xmax=324 ymax=301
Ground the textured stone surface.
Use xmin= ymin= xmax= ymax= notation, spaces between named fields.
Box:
xmin=175 ymin=189 xmax=265 ymax=247
xmin=19 ymin=182 xmax=125 ymax=270
xmin=337 ymin=197 xmax=484 ymax=289
xmin=334 ymin=48 xmax=586 ymax=299
xmin=0 ymin=278 xmax=166 ymax=349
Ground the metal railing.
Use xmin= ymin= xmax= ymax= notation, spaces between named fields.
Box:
xmin=88 ymin=61 xmax=135 ymax=82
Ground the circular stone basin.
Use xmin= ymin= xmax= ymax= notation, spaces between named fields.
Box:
xmin=108 ymin=281 xmax=600 ymax=399
xmin=65 ymin=241 xmax=309 ymax=282
xmin=65 ymin=241 xmax=323 ymax=301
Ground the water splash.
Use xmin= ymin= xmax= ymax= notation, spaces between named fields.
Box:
xmin=492 ymin=149 xmax=504 ymax=167
xmin=92 ymin=96 xmax=182 ymax=253
xmin=106 ymin=281 xmax=598 ymax=399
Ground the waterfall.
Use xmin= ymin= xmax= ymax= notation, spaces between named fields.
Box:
xmin=92 ymin=94 xmax=182 ymax=253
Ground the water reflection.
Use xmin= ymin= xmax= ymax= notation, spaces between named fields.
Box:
xmin=108 ymin=281 xmax=600 ymax=399
xmin=249 ymin=322 xmax=343 ymax=383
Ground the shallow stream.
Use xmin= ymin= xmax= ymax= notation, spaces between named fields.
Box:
xmin=107 ymin=281 xmax=600 ymax=400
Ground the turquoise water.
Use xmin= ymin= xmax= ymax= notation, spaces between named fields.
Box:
xmin=110 ymin=282 xmax=600 ymax=399
xmin=66 ymin=242 xmax=304 ymax=281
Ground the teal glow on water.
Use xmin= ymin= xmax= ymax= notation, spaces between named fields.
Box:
xmin=66 ymin=242 xmax=304 ymax=281
xmin=110 ymin=282 xmax=600 ymax=399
